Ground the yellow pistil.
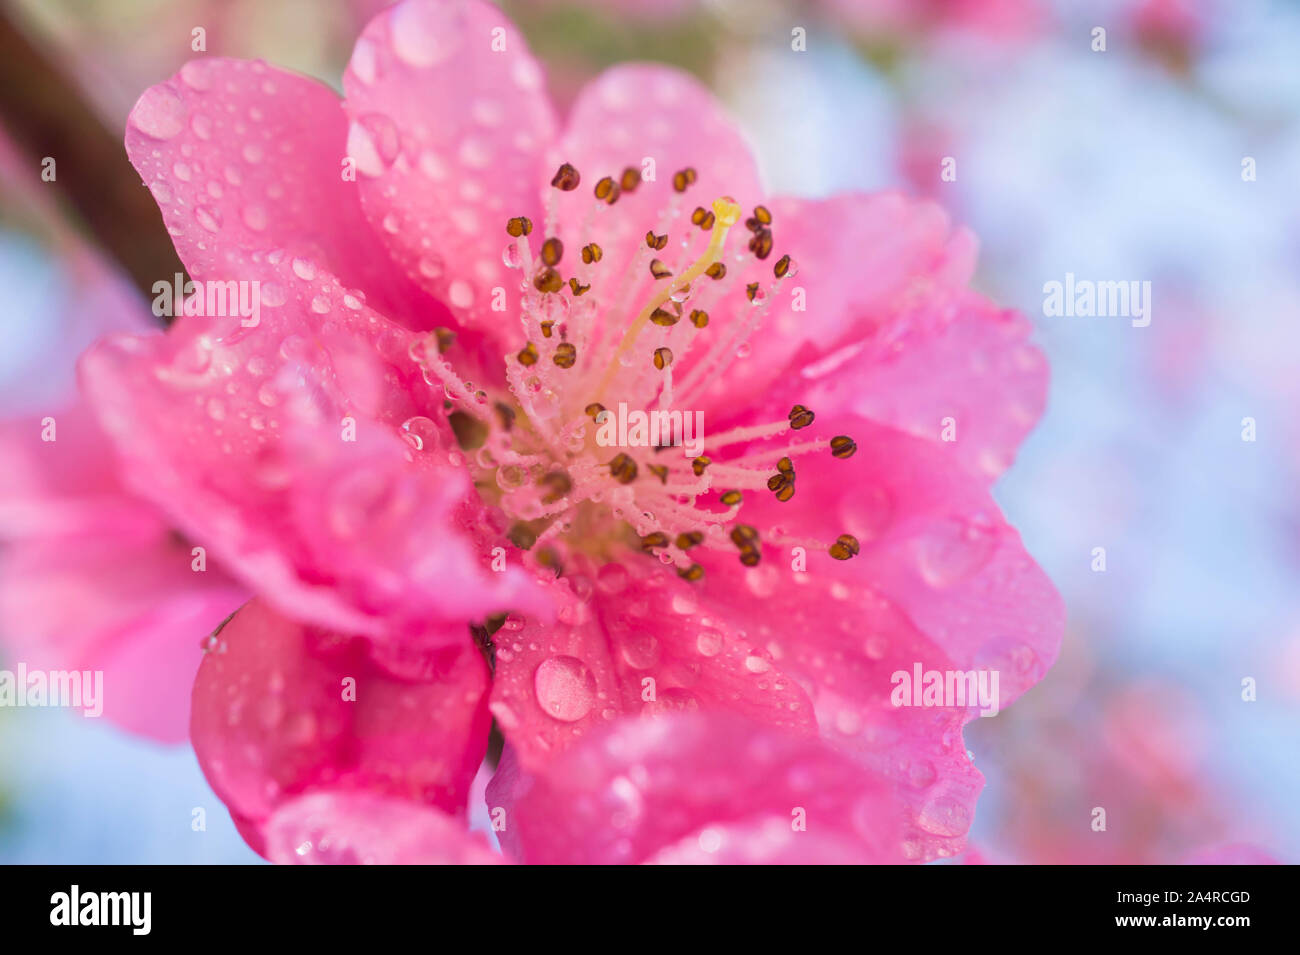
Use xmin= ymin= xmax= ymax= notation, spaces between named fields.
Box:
xmin=595 ymin=196 xmax=741 ymax=400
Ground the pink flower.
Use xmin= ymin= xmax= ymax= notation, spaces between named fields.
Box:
xmin=85 ymin=0 xmax=1062 ymax=862
xmin=0 ymin=240 xmax=246 ymax=743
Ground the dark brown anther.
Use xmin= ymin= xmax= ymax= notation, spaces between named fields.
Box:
xmin=540 ymin=320 xmax=555 ymax=339
xmin=748 ymin=229 xmax=774 ymax=260
xmin=551 ymin=163 xmax=580 ymax=191
xmin=719 ymin=489 xmax=743 ymax=506
xmin=690 ymin=309 xmax=709 ymax=328
xmin=594 ymin=176 xmax=619 ymax=203
xmin=517 ymin=342 xmax=539 ymax=366
xmin=691 ymin=206 xmax=707 ymax=225
xmin=777 ymin=456 xmax=794 ymax=474
xmin=640 ymin=531 xmax=670 ymax=552
xmin=568 ymin=277 xmax=591 ymax=296
xmin=744 ymin=216 xmax=760 ymax=232
xmin=494 ymin=401 xmax=516 ymax=431
xmin=585 ymin=402 xmax=606 ymax=421
xmin=746 ymin=282 xmax=760 ymax=302
xmin=828 ymin=533 xmax=860 ymax=561
xmin=434 ymin=327 xmax=457 ymax=353
xmin=678 ymin=563 xmax=705 ymax=582
xmin=540 ymin=470 xmax=572 ymax=504
xmin=506 ymin=215 xmax=533 ymax=237
xmin=449 ymin=411 xmax=488 ymax=450
xmin=754 ymin=205 xmax=772 ymax=225
xmin=827 ymin=536 xmax=858 ymax=561
xmin=730 ymin=524 xmax=759 ymax=547
xmin=645 ymin=231 xmax=668 ymax=250
xmin=581 ymin=242 xmax=603 ymax=264
xmin=649 ymin=464 xmax=669 ymax=484
xmin=788 ymin=404 xmax=815 ymax=430
xmin=620 ymin=167 xmax=642 ymax=192
xmin=553 ymin=342 xmax=577 ymax=368
xmin=508 ymin=521 xmax=540 ymax=550
xmin=649 ymin=259 xmax=673 ymax=280
xmin=768 ymin=472 xmax=795 ymax=502
xmin=533 ymin=267 xmax=563 ymax=294
xmin=609 ymin=453 xmax=638 ymax=484
xmin=738 ymin=548 xmax=761 ymax=567
xmin=701 ymin=211 xmax=717 ymax=230
xmin=672 ymin=168 xmax=694 ymax=192
xmin=675 ymin=531 xmax=704 ymax=550
xmin=773 ymin=254 xmax=791 ymax=278
xmin=830 ymin=435 xmax=858 ymax=459
xmin=653 ymin=347 xmax=673 ymax=370
xmin=650 ymin=306 xmax=680 ymax=327
xmin=691 ymin=455 xmax=711 ymax=476
xmin=540 ymin=237 xmax=563 ymax=267
xmin=705 ymin=262 xmax=727 ymax=280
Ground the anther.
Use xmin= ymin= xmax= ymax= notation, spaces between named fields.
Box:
xmin=653 ymin=347 xmax=673 ymax=370
xmin=746 ymin=282 xmax=760 ymax=302
xmin=828 ymin=533 xmax=860 ymax=560
xmin=650 ymin=306 xmax=680 ymax=327
xmin=720 ymin=489 xmax=743 ymax=506
xmin=594 ymin=176 xmax=619 ymax=204
xmin=585 ymin=402 xmax=605 ymax=420
xmin=506 ymin=215 xmax=533 ymax=237
xmin=540 ymin=470 xmax=572 ymax=503
xmin=672 ymin=167 xmax=698 ymax=193
xmin=581 ymin=243 xmax=603 ymax=264
xmin=675 ymin=531 xmax=704 ymax=550
xmin=620 ymin=167 xmax=642 ymax=192
xmin=640 ymin=531 xmax=670 ymax=552
xmin=705 ymin=262 xmax=727 ymax=280
xmin=533 ymin=267 xmax=563 ymax=294
xmin=551 ymin=163 xmax=580 ymax=191
xmin=517 ymin=342 xmax=539 ymax=366
xmin=648 ymin=464 xmax=669 ymax=484
xmin=434 ymin=327 xmax=457 ymax=352
xmin=690 ymin=309 xmax=709 ymax=328
xmin=649 ymin=259 xmax=673 ymax=279
xmin=767 ymin=471 xmax=795 ymax=502
xmin=678 ymin=563 xmax=704 ymax=581
xmin=830 ymin=435 xmax=858 ymax=459
xmin=748 ymin=229 xmax=773 ymax=260
xmin=692 ymin=456 xmax=711 ymax=476
xmin=569 ymin=277 xmax=591 ymax=296
xmin=540 ymin=320 xmax=554 ymax=338
xmin=553 ymin=342 xmax=577 ymax=368
xmin=645 ymin=231 xmax=668 ymax=250
xmin=730 ymin=524 xmax=759 ymax=547
xmin=540 ymin=237 xmax=563 ymax=267
xmin=738 ymin=548 xmax=761 ymax=567
xmin=774 ymin=254 xmax=792 ymax=278
xmin=788 ymin=404 xmax=815 ymax=430
xmin=609 ymin=453 xmax=638 ymax=484
xmin=777 ymin=457 xmax=794 ymax=474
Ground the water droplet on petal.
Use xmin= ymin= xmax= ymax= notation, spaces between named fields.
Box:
xmin=533 ymin=656 xmax=597 ymax=722
xmin=130 ymin=86 xmax=186 ymax=139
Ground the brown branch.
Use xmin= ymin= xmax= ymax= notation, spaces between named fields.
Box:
xmin=0 ymin=10 xmax=185 ymax=305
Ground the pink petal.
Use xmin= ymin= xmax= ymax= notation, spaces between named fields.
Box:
xmin=0 ymin=536 xmax=245 ymax=742
xmin=126 ymin=57 xmax=432 ymax=327
xmin=690 ymin=190 xmax=978 ymax=421
xmin=687 ymin=420 xmax=1063 ymax=858
xmin=190 ymin=598 xmax=491 ymax=846
xmin=487 ymin=563 xmax=814 ymax=768
xmin=265 ymin=791 xmax=505 ymax=864
xmin=486 ymin=713 xmax=906 ymax=864
xmin=341 ymin=0 xmax=558 ymax=339
xmin=79 ymin=302 xmax=546 ymax=638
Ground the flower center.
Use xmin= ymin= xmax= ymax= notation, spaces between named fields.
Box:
xmin=407 ymin=162 xmax=860 ymax=580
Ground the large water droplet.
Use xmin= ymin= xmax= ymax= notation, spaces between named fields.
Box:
xmin=130 ymin=86 xmax=186 ymax=139
xmin=533 ymin=656 xmax=597 ymax=722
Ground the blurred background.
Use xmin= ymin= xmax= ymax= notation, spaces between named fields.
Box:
xmin=0 ymin=0 xmax=1296 ymax=864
